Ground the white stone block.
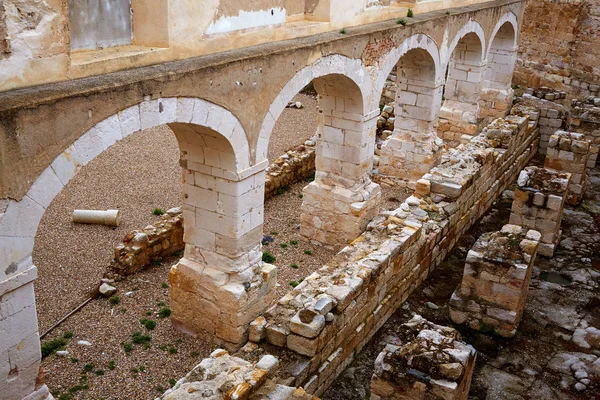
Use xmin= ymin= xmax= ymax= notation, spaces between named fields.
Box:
xmin=140 ymin=99 xmax=161 ymax=130
xmin=26 ymin=167 xmax=64 ymax=209
xmin=118 ymin=104 xmax=141 ymax=137
xmin=158 ymin=98 xmax=178 ymax=125
xmin=95 ymin=114 xmax=122 ymax=150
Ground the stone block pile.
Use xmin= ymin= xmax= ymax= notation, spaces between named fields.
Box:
xmin=544 ymin=130 xmax=592 ymax=205
xmin=509 ymin=166 xmax=571 ymax=257
xmin=265 ymin=143 xmax=316 ymax=200
xmin=524 ymin=87 xmax=567 ymax=101
xmin=160 ymin=349 xmax=317 ymax=400
xmin=246 ymin=110 xmax=538 ymax=396
xmin=112 ymin=208 xmax=184 ymax=275
xmin=568 ymin=96 xmax=600 ymax=168
xmin=370 ymin=315 xmax=477 ymax=400
xmin=448 ymin=224 xmax=541 ymax=337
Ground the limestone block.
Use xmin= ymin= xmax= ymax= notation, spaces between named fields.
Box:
xmin=370 ymin=315 xmax=476 ymax=400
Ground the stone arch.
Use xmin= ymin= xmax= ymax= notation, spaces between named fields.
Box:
xmin=256 ymin=54 xmax=374 ymax=164
xmin=378 ymin=34 xmax=444 ymax=181
xmin=374 ymin=33 xmax=442 ymax=108
xmin=438 ymin=21 xmax=487 ymax=145
xmin=444 ymin=19 xmax=486 ymax=69
xmin=0 ymin=97 xmax=252 ymax=282
xmin=479 ymin=12 xmax=519 ymax=121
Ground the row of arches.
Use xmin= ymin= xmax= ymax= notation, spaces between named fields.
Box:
xmin=0 ymin=13 xmax=520 ymax=353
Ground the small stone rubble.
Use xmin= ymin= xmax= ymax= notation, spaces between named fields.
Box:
xmin=544 ymin=130 xmax=592 ymax=204
xmin=524 ymin=87 xmax=567 ymax=101
xmin=370 ymin=315 xmax=477 ymax=400
xmin=112 ymin=208 xmax=184 ymax=275
xmin=448 ymin=224 xmax=541 ymax=337
xmin=161 ymin=349 xmax=317 ymax=400
xmin=509 ymin=166 xmax=571 ymax=257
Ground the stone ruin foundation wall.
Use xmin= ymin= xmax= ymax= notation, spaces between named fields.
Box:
xmin=568 ymin=96 xmax=600 ymax=167
xmin=246 ymin=107 xmax=539 ymax=396
xmin=508 ymin=166 xmax=571 ymax=257
xmin=449 ymin=224 xmax=541 ymax=337
xmin=370 ymin=315 xmax=477 ymax=400
xmin=112 ymin=208 xmax=185 ymax=276
xmin=265 ymin=144 xmax=316 ymax=200
xmin=515 ymin=0 xmax=600 ymax=98
xmin=544 ymin=130 xmax=592 ymax=205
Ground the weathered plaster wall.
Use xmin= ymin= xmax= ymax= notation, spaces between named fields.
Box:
xmin=514 ymin=0 xmax=600 ymax=96
xmin=0 ymin=0 xmax=500 ymax=92
xmin=69 ymin=0 xmax=133 ymax=50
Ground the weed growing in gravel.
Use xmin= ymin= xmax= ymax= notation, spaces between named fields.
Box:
xmin=140 ymin=319 xmax=157 ymax=330
xmin=290 ymin=240 xmax=298 ymax=246
xmin=407 ymin=8 xmax=413 ymax=17
xmin=95 ymin=369 xmax=104 ymax=376
xmin=109 ymin=295 xmax=120 ymax=305
xmin=157 ymin=301 xmax=166 ymax=307
xmin=153 ymin=208 xmax=165 ymax=216
xmin=156 ymin=386 xmax=165 ymax=393
xmin=139 ymin=365 xmax=146 ymax=372
xmin=280 ymin=243 xmax=288 ymax=248
xmin=159 ymin=307 xmax=171 ymax=318
xmin=41 ymin=337 xmax=67 ymax=358
xmin=304 ymin=173 xmax=315 ymax=182
xmin=299 ymin=194 xmax=303 ymax=199
xmin=168 ymin=345 xmax=177 ymax=354
xmin=132 ymin=331 xmax=152 ymax=344
xmin=445 ymin=11 xmax=450 ymax=15
xmin=161 ymin=282 xmax=168 ymax=289
xmin=172 ymin=250 xmax=182 ymax=257
xmin=130 ymin=368 xmax=139 ymax=374
xmin=70 ymin=357 xmax=79 ymax=363
xmin=291 ymin=264 xmax=299 ymax=269
xmin=83 ymin=364 xmax=94 ymax=372
xmin=159 ymin=344 xmax=167 ymax=351
xmin=304 ymin=249 xmax=313 ymax=255
xmin=270 ymin=231 xmax=279 ymax=235
xmin=145 ymin=310 xmax=152 ymax=316
xmin=262 ymin=251 xmax=276 ymax=263
xmin=169 ymin=378 xmax=177 ymax=386
xmin=276 ymin=185 xmax=290 ymax=195
xmin=397 ymin=18 xmax=407 ymax=25
xmin=123 ymin=342 xmax=133 ymax=354
xmin=121 ymin=308 xmax=127 ymax=313
xmin=107 ymin=361 xmax=115 ymax=370
xmin=191 ymin=351 xmax=200 ymax=358
xmin=340 ymin=28 xmax=347 ymax=34
xmin=63 ymin=331 xmax=73 ymax=339
xmin=289 ymin=281 xmax=299 ymax=288
xmin=153 ymin=258 xmax=163 ymax=266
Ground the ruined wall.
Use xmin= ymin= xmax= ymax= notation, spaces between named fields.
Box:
xmin=249 ymin=109 xmax=539 ymax=396
xmin=515 ymin=0 xmax=600 ymax=97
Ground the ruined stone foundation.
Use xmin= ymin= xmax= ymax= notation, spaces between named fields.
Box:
xmin=449 ymin=224 xmax=541 ymax=337
xmin=370 ymin=315 xmax=477 ymax=400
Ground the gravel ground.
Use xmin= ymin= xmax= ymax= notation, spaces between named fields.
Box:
xmin=34 ymin=94 xmax=321 ymax=400
xmin=267 ymin=93 xmax=318 ymax=162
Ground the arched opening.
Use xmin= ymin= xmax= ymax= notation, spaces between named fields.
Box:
xmin=438 ymin=31 xmax=485 ymax=146
xmin=481 ymin=18 xmax=518 ymax=121
xmin=258 ymin=56 xmax=381 ymax=250
xmin=379 ymin=46 xmax=444 ymax=183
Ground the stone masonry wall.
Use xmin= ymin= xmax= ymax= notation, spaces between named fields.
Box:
xmin=512 ymin=94 xmax=567 ymax=155
xmin=265 ymin=143 xmax=316 ymax=200
xmin=247 ymin=107 xmax=539 ymax=396
xmin=568 ymin=96 xmax=600 ymax=167
xmin=370 ymin=315 xmax=477 ymax=400
xmin=112 ymin=208 xmax=184 ymax=276
xmin=508 ymin=166 xmax=571 ymax=257
xmin=544 ymin=130 xmax=592 ymax=205
xmin=515 ymin=0 xmax=600 ymax=98
xmin=449 ymin=224 xmax=541 ymax=338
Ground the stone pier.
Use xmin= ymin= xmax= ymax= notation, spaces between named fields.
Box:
xmin=508 ymin=166 xmax=571 ymax=257
xmin=448 ymin=224 xmax=541 ymax=337
xmin=169 ymin=161 xmax=277 ymax=350
xmin=300 ymin=89 xmax=381 ymax=250
xmin=544 ymin=131 xmax=592 ymax=205
xmin=370 ymin=315 xmax=477 ymax=400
